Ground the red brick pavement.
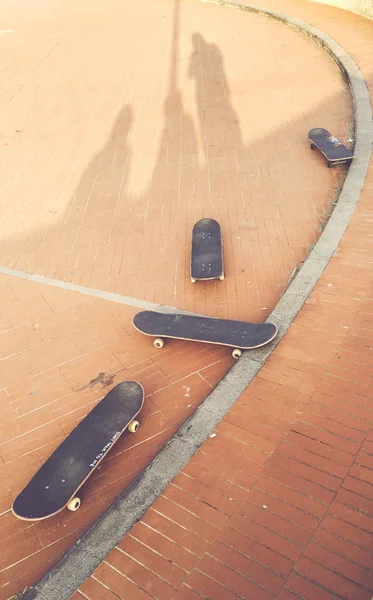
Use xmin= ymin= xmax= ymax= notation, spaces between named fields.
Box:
xmin=79 ymin=200 xmax=373 ymax=600
xmin=0 ymin=274 xmax=232 ymax=598
xmin=74 ymin=2 xmax=373 ymax=600
xmin=0 ymin=0 xmax=350 ymax=322
xmin=0 ymin=0 xmax=363 ymax=598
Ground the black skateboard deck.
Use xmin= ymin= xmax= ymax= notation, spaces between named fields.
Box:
xmin=308 ymin=128 xmax=353 ymax=167
xmin=12 ymin=381 xmax=144 ymax=521
xmin=133 ymin=311 xmax=277 ymax=359
xmin=191 ymin=218 xmax=224 ymax=282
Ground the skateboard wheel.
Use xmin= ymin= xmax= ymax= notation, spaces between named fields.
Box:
xmin=219 ymin=274 xmax=225 ymax=281
xmin=191 ymin=278 xmax=197 ymax=283
xmin=128 ymin=419 xmax=140 ymax=433
xmin=67 ymin=497 xmax=81 ymax=512
xmin=310 ymin=143 xmax=316 ymax=150
xmin=232 ymin=348 xmax=242 ymax=359
xmin=154 ymin=338 xmax=164 ymax=349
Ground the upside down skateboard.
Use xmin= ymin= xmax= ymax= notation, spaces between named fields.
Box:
xmin=12 ymin=381 xmax=144 ymax=521
xmin=133 ymin=311 xmax=277 ymax=359
xmin=308 ymin=128 xmax=353 ymax=168
xmin=191 ymin=218 xmax=224 ymax=283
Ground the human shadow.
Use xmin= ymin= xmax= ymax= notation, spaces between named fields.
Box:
xmin=1 ymin=0 xmax=353 ymax=322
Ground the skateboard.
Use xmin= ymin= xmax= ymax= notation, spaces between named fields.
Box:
xmin=12 ymin=381 xmax=144 ymax=521
xmin=308 ymin=128 xmax=353 ymax=168
xmin=133 ymin=311 xmax=278 ymax=359
xmin=191 ymin=218 xmax=224 ymax=283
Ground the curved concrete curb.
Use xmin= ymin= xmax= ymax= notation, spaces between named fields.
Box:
xmin=21 ymin=5 xmax=372 ymax=600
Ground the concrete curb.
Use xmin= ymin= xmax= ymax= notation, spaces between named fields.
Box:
xmin=20 ymin=5 xmax=372 ymax=600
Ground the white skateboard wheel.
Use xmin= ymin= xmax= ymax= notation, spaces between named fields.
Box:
xmin=128 ymin=420 xmax=140 ymax=433
xmin=67 ymin=497 xmax=81 ymax=512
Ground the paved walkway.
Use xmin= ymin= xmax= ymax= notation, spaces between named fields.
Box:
xmin=0 ymin=0 xmax=350 ymax=319
xmin=0 ymin=0 xmax=371 ymax=599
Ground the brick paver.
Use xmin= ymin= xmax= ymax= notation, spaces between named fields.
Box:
xmin=74 ymin=2 xmax=372 ymax=600
xmin=0 ymin=274 xmax=231 ymax=598
xmin=79 ymin=204 xmax=373 ymax=600
xmin=0 ymin=0 xmax=365 ymax=598
xmin=0 ymin=0 xmax=350 ymax=323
